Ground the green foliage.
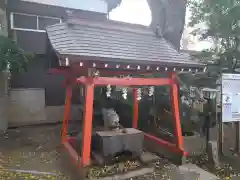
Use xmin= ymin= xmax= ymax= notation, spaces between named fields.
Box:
xmin=0 ymin=35 xmax=31 ymax=73
xmin=188 ymin=0 xmax=240 ymax=74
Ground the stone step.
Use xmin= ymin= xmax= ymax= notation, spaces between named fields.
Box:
xmin=140 ymin=152 xmax=161 ymax=163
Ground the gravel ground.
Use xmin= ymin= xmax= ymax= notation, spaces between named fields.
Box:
xmin=1 ymin=124 xmax=240 ymax=180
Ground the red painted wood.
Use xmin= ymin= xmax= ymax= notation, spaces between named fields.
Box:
xmin=76 ymin=77 xmax=171 ymax=86
xmin=58 ymin=64 xmax=187 ymax=166
xmin=61 ymin=86 xmax=72 ymax=143
xmin=80 ymin=83 xmax=94 ymax=166
xmin=132 ymin=88 xmax=139 ymax=128
xmin=168 ymin=72 xmax=184 ymax=150
xmin=144 ymin=133 xmax=187 ymax=156
xmin=48 ymin=66 xmax=175 ymax=77
xmin=63 ymin=142 xmax=80 ymax=165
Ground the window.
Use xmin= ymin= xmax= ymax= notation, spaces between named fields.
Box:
xmin=13 ymin=13 xmax=37 ymax=30
xmin=38 ymin=17 xmax=60 ymax=30
xmin=10 ymin=12 xmax=62 ymax=32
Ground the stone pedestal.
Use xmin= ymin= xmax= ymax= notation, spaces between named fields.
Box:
xmin=207 ymin=141 xmax=220 ymax=168
xmin=92 ymin=128 xmax=144 ymax=163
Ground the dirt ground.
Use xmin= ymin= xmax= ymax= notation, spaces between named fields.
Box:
xmin=0 ymin=125 xmax=178 ymax=180
xmin=1 ymin=124 xmax=240 ymax=180
xmin=0 ymin=125 xmax=78 ymax=180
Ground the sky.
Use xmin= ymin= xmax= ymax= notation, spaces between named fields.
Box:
xmin=109 ymin=0 xmax=212 ymax=51
xmin=109 ymin=0 xmax=151 ymax=26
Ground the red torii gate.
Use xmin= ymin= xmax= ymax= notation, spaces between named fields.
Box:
xmin=50 ymin=65 xmax=188 ymax=167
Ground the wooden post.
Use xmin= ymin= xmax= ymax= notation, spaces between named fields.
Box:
xmin=132 ymin=88 xmax=139 ymax=128
xmin=61 ymin=85 xmax=72 ymax=143
xmin=80 ymin=82 xmax=94 ymax=167
xmin=205 ymin=115 xmax=211 ymax=152
xmin=169 ymin=72 xmax=184 ymax=150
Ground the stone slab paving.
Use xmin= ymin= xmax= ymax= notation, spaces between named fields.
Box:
xmin=179 ymin=163 xmax=220 ymax=180
xmin=158 ymin=165 xmax=199 ymax=180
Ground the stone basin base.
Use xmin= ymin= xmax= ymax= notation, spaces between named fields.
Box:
xmin=92 ymin=128 xmax=144 ymax=163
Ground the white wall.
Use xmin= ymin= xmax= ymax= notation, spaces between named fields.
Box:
xmin=20 ymin=0 xmax=107 ymax=13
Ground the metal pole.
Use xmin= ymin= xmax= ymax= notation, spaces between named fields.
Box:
xmin=218 ymin=117 xmax=224 ymax=156
xmin=235 ymin=121 xmax=240 ymax=153
xmin=219 ymin=86 xmax=224 ymax=155
xmin=215 ymin=94 xmax=218 ymax=141
xmin=215 ymin=93 xmax=224 ymax=156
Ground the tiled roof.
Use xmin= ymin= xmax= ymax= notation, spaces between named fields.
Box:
xmin=46 ymin=18 xmax=204 ymax=68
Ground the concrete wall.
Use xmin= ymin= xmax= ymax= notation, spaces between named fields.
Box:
xmin=8 ymin=88 xmax=46 ymax=126
xmin=0 ymin=72 xmax=9 ymax=133
xmin=0 ymin=5 xmax=8 ymax=36
xmin=8 ymin=88 xmax=82 ymax=127
xmin=0 ymin=3 xmax=9 ymax=132
xmin=0 ymin=95 xmax=8 ymax=133
xmin=45 ymin=105 xmax=82 ymax=123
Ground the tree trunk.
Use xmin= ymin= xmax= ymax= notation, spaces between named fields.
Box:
xmin=0 ymin=71 xmax=9 ymax=134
